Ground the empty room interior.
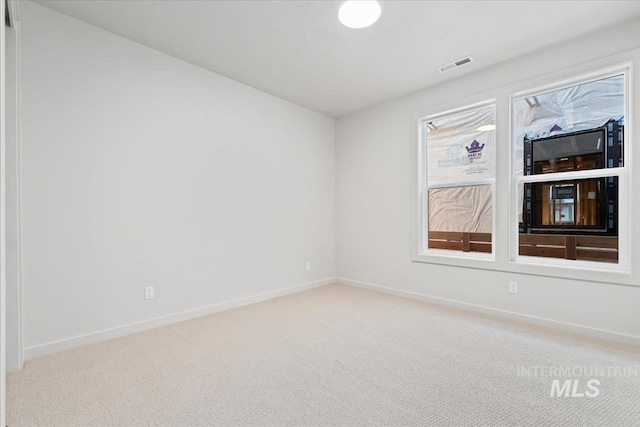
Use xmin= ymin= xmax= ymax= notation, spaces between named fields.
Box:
xmin=2 ymin=0 xmax=640 ymax=425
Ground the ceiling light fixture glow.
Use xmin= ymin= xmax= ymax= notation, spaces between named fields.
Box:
xmin=339 ymin=1 xmax=381 ymax=29
xmin=477 ymin=125 xmax=496 ymax=132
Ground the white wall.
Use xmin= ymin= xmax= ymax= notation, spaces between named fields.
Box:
xmin=1 ymin=0 xmax=7 ymax=422
xmin=336 ymin=18 xmax=640 ymax=345
xmin=20 ymin=2 xmax=335 ymax=357
xmin=5 ymin=11 xmax=21 ymax=373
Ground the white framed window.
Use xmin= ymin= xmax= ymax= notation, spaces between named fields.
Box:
xmin=416 ymin=101 xmax=496 ymax=260
xmin=510 ymin=65 xmax=630 ymax=273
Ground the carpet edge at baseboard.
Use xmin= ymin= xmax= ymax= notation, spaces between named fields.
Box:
xmin=23 ymin=277 xmax=337 ymax=361
xmin=336 ymin=277 xmax=640 ymax=348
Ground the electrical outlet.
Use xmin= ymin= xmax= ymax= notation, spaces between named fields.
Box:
xmin=145 ymin=286 xmax=154 ymax=300
xmin=306 ymin=261 xmax=311 ymax=271
xmin=509 ymin=281 xmax=518 ymax=294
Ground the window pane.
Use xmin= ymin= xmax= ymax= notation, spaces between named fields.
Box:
xmin=522 ymin=177 xmax=617 ymax=232
xmin=531 ymin=179 xmax=606 ymax=228
xmin=426 ymin=106 xmax=495 ymax=185
xmin=427 ymin=185 xmax=492 ymax=253
xmin=519 ymin=176 xmax=619 ymax=263
xmin=513 ymin=74 xmax=624 ymax=176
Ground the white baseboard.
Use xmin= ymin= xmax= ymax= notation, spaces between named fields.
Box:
xmin=337 ymin=277 xmax=640 ymax=348
xmin=24 ymin=278 xmax=336 ymax=360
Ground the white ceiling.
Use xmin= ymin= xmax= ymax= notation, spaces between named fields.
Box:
xmin=34 ymin=0 xmax=640 ymax=117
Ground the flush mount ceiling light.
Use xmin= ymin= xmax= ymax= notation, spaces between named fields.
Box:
xmin=339 ymin=1 xmax=382 ymax=29
xmin=477 ymin=125 xmax=496 ymax=132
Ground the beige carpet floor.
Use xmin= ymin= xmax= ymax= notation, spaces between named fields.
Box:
xmin=7 ymin=284 xmax=640 ymax=426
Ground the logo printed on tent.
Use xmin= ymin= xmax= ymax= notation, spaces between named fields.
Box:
xmin=466 ymin=140 xmax=485 ymax=153
xmin=466 ymin=140 xmax=485 ymax=163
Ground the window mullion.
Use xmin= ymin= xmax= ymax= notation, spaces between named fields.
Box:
xmin=517 ymin=167 xmax=623 ymax=184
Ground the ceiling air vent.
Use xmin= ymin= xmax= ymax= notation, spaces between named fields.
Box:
xmin=439 ymin=56 xmax=473 ymax=73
